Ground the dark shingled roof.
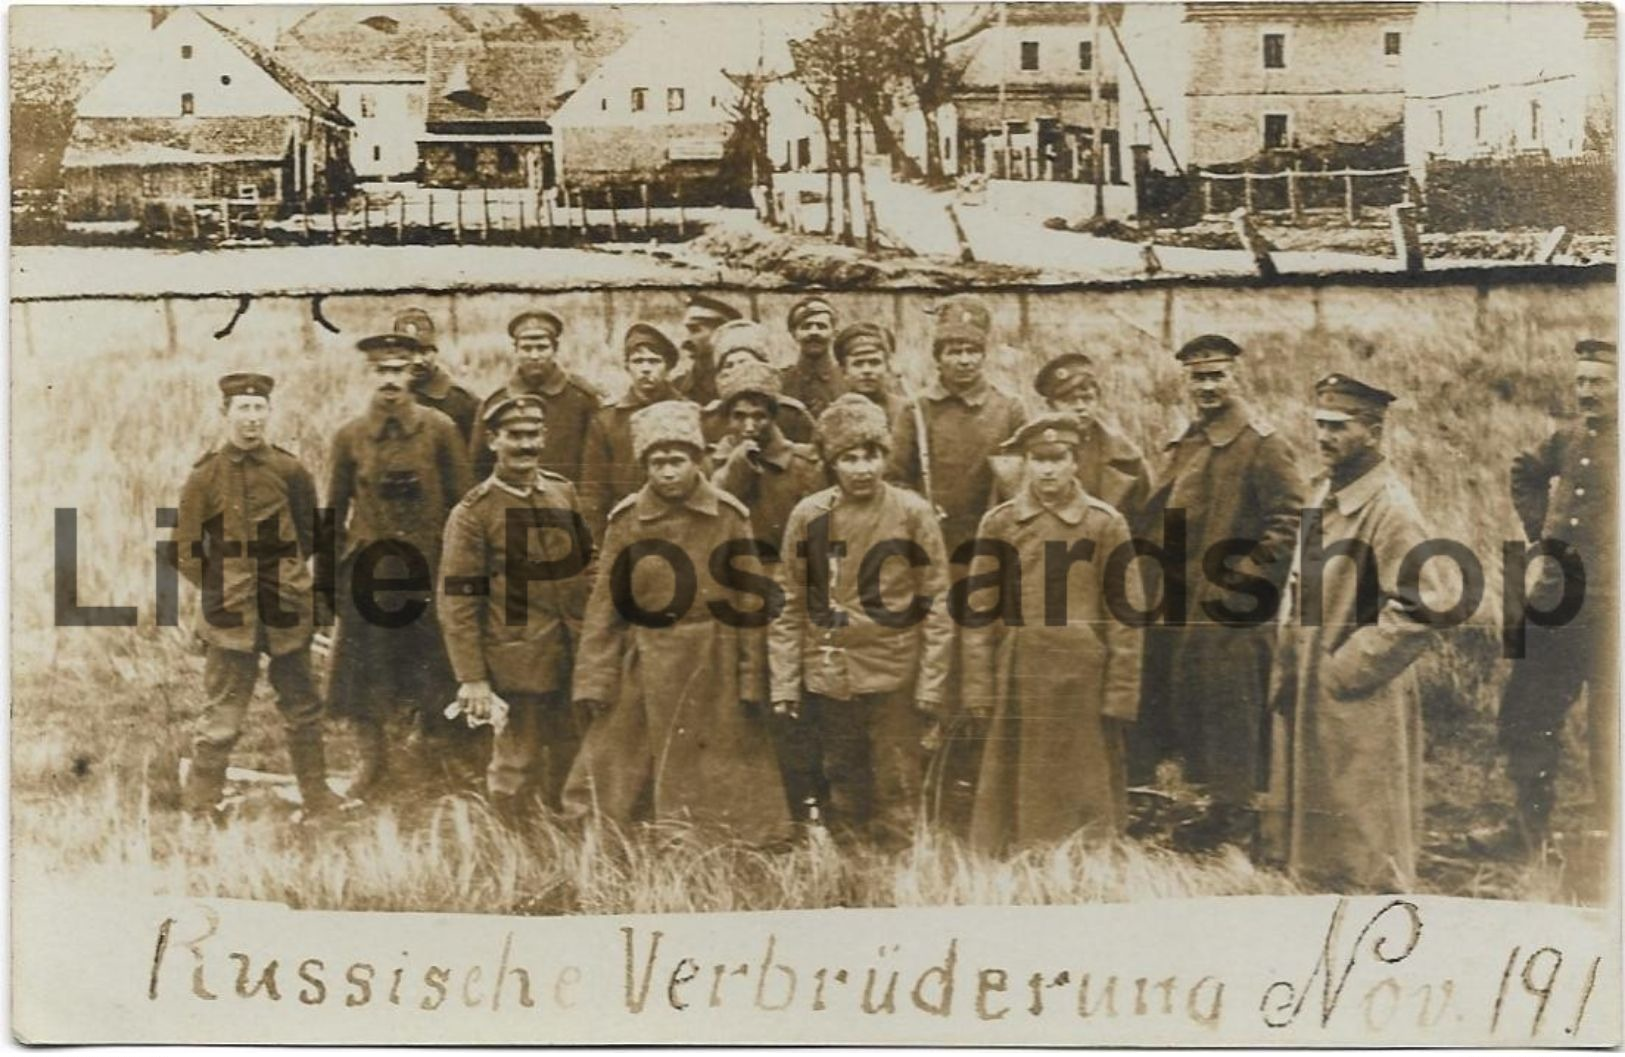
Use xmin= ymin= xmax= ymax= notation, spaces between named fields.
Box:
xmin=424 ymin=41 xmax=579 ymax=127
xmin=199 ymin=13 xmax=351 ymax=126
xmin=61 ymin=115 xmax=297 ymax=169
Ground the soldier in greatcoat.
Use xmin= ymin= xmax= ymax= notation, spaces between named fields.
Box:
xmin=1139 ymin=334 xmax=1307 ymax=852
xmin=771 ymin=394 xmax=955 ymax=845
xmin=470 ymin=310 xmax=603 ymax=483
xmin=965 ymin=414 xmax=1145 ymax=855
xmin=1478 ymin=339 xmax=1618 ymax=857
xmin=563 ymin=400 xmax=789 ymax=844
xmin=1267 ymin=375 xmax=1450 ymax=891
xmin=439 ymin=395 xmax=594 ymax=815
xmin=671 ymin=293 xmax=743 ymax=406
xmin=779 ymin=295 xmax=844 ymax=418
xmin=579 ymin=323 xmax=693 ymax=538
xmin=396 ymin=307 xmax=480 ymax=445
xmin=834 ymin=322 xmax=913 ymax=454
xmin=171 ymin=372 xmax=347 ymax=819
xmin=890 ymin=294 xmax=1028 ymax=561
xmin=323 ymin=333 xmax=473 ymax=797
xmin=988 ymin=351 xmax=1152 ymax=522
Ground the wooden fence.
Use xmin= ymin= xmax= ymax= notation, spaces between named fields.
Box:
xmin=115 ymin=183 xmax=700 ymax=247
xmin=1195 ymin=165 xmax=1411 ymax=223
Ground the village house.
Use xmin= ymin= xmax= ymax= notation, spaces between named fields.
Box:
xmin=950 ymin=3 xmax=1126 ymax=184
xmin=550 ymin=12 xmax=754 ymax=195
xmin=1125 ymin=1 xmax=1417 ymax=171
xmin=418 ymin=41 xmax=579 ymax=189
xmin=1403 ymin=2 xmax=1615 ymax=167
xmin=60 ymin=8 xmax=353 ymax=220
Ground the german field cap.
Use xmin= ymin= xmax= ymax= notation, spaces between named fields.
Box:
xmin=392 ymin=307 xmax=436 ymax=349
xmin=787 ymin=295 xmax=835 ymax=330
xmin=484 ymin=394 xmax=546 ymax=430
xmin=1035 ymin=351 xmax=1098 ymax=399
xmin=718 ymin=359 xmax=782 ymax=409
xmin=929 ymin=293 xmax=991 ymax=350
xmin=219 ymin=372 xmax=274 ymax=400
xmin=833 ymin=321 xmax=894 ymax=365
xmin=624 ymin=322 xmax=679 ymax=366
xmin=1000 ymin=411 xmax=1084 ymax=454
xmin=631 ymin=400 xmax=706 ymax=462
xmin=508 ymin=310 xmax=563 ymax=341
xmin=684 ymin=293 xmax=742 ymax=324
xmin=1175 ymin=334 xmax=1243 ymax=366
xmin=818 ymin=392 xmax=891 ymax=457
xmin=713 ymin=319 xmax=771 ymax=364
xmin=357 ymin=332 xmax=421 ymax=365
xmin=1313 ymin=373 xmax=1397 ymax=422
xmin=1575 ymin=339 xmax=1616 ymax=364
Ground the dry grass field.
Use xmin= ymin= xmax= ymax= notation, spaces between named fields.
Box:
xmin=9 ymin=274 xmax=1615 ymax=912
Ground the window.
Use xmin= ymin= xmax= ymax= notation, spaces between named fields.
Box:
xmin=219 ymin=75 xmax=231 ymax=86
xmin=1019 ymin=40 xmax=1039 ymax=71
xmin=372 ymin=145 xmax=382 ymax=163
xmin=180 ymin=44 xmax=193 ymax=59
xmin=1262 ymin=32 xmax=1285 ymax=69
xmin=1473 ymin=104 xmax=1486 ymax=143
xmin=359 ymin=92 xmax=377 ymax=118
xmin=1530 ymin=100 xmax=1542 ymax=142
xmin=454 ymin=145 xmax=476 ymax=173
xmin=667 ymin=87 xmax=685 ymax=112
xmin=1434 ymin=108 xmax=1444 ymax=148
xmin=180 ymin=92 xmax=194 ymax=116
xmin=498 ymin=146 xmax=518 ymax=173
xmin=1078 ymin=40 xmax=1092 ymax=71
xmin=600 ymin=97 xmax=608 ymax=111
xmin=630 ymin=87 xmax=647 ymax=112
xmin=1384 ymin=31 xmax=1402 ymax=56
xmin=1262 ymin=112 xmax=1289 ymax=149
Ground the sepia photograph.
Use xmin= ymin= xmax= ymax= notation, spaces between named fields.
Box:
xmin=8 ymin=0 xmax=1620 ymax=1045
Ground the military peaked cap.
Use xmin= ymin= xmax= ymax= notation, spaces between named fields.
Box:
xmin=484 ymin=394 xmax=546 ymax=430
xmin=219 ymin=372 xmax=275 ymax=400
xmin=393 ymin=307 xmax=437 ymax=348
xmin=1175 ymin=334 xmax=1243 ymax=366
xmin=833 ymin=321 xmax=894 ymax=365
xmin=1575 ymin=339 xmax=1617 ymax=364
xmin=1000 ymin=412 xmax=1085 ymax=454
xmin=1313 ymin=373 xmax=1397 ymax=422
xmin=624 ymin=322 xmax=679 ymax=366
xmin=1035 ymin=352 xmax=1099 ymax=399
xmin=684 ymin=293 xmax=742 ymax=323
xmin=509 ymin=310 xmax=563 ymax=341
xmin=357 ymin=332 xmax=421 ymax=364
xmin=787 ymin=295 xmax=835 ymax=331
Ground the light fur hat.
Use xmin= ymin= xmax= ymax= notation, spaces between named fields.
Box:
xmin=712 ymin=319 xmax=771 ymax=363
xmin=817 ymin=392 xmax=891 ymax=457
xmin=631 ymin=400 xmax=706 ymax=463
xmin=717 ymin=359 xmax=782 ymax=408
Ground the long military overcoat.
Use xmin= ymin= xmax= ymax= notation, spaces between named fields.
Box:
xmin=964 ymin=485 xmax=1145 ymax=854
xmin=563 ymin=477 xmax=789 ymax=843
xmin=1266 ymin=463 xmax=1449 ymax=891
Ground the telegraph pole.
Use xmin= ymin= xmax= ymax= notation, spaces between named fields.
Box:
xmin=1091 ymin=0 xmax=1105 ymax=217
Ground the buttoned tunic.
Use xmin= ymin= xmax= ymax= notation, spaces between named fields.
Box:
xmin=987 ymin=418 xmax=1152 ymax=523
xmin=890 ymin=377 xmax=1027 ymax=556
xmin=780 ymin=351 xmax=847 ymax=418
xmin=770 ymin=483 xmax=954 ymax=709
xmin=173 ymin=441 xmax=320 ymax=656
xmin=438 ymin=469 xmax=590 ymax=695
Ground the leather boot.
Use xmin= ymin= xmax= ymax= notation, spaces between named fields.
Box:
xmin=288 ymin=727 xmax=344 ymax=817
xmin=184 ymin=742 xmax=231 ymax=817
xmin=348 ymin=718 xmax=390 ymax=801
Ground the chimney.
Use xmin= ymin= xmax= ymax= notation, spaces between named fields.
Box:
xmin=443 ymin=59 xmax=473 ymax=99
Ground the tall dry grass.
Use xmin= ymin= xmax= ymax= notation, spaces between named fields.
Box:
xmin=9 ymin=278 xmax=1615 ymax=910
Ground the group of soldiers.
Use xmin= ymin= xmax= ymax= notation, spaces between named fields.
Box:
xmin=171 ymin=290 xmax=1616 ymax=893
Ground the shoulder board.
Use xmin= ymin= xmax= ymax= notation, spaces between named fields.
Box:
xmin=607 ymin=492 xmax=639 ymax=521
xmin=459 ymin=479 xmax=494 ymax=507
xmin=1250 ymin=419 xmax=1276 ymax=438
xmin=788 ymin=441 xmax=821 ymax=461
xmin=779 ymin=393 xmax=810 ymax=413
xmin=271 ymin=442 xmax=298 ymax=459
xmin=1083 ymin=492 xmax=1118 ymax=515
xmin=192 ymin=447 xmax=220 ymax=468
xmin=537 ymin=468 xmax=570 ymax=483
xmin=985 ymin=497 xmax=1018 ymax=519
xmin=716 ymin=489 xmax=751 ymax=519
xmin=702 ymin=398 xmax=723 ymax=414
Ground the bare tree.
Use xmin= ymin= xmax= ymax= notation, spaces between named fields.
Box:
xmin=788 ymin=33 xmax=842 ymax=236
xmin=889 ymin=3 xmax=995 ymax=183
xmin=722 ymin=59 xmax=784 ymax=224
